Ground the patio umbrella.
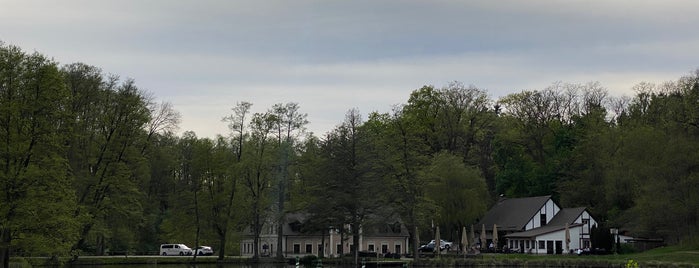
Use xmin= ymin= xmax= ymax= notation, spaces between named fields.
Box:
xmin=480 ymin=224 xmax=487 ymax=250
xmin=435 ymin=226 xmax=441 ymax=256
xmin=565 ymin=223 xmax=570 ymax=253
xmin=470 ymin=225 xmax=476 ymax=248
xmin=492 ymin=224 xmax=498 ymax=250
xmin=461 ymin=226 xmax=469 ymax=254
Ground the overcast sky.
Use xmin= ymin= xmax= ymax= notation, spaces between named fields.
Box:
xmin=3 ymin=0 xmax=698 ymax=138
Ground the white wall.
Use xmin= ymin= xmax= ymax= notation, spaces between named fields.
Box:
xmin=538 ymin=227 xmax=582 ymax=253
xmin=525 ymin=199 xmax=561 ymax=231
xmin=507 ymin=227 xmax=582 ymax=255
xmin=573 ymin=210 xmax=596 ymax=248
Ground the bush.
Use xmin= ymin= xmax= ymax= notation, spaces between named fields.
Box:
xmin=618 ymin=243 xmax=638 ymax=254
xmin=9 ymin=258 xmax=31 ymax=268
xmin=299 ymin=255 xmax=318 ymax=264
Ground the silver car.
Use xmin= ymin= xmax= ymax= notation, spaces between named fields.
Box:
xmin=418 ymin=239 xmax=453 ymax=252
xmin=194 ymin=246 xmax=214 ymax=256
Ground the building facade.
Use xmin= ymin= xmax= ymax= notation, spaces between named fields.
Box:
xmin=476 ymin=196 xmax=597 ymax=254
xmin=240 ymin=213 xmax=410 ymax=258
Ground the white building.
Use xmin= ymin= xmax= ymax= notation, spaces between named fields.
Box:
xmin=476 ymin=196 xmax=597 ymax=254
xmin=240 ymin=213 xmax=410 ymax=258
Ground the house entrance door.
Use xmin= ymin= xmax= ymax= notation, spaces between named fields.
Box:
xmin=555 ymin=241 xmax=563 ymax=254
xmin=546 ymin=241 xmax=554 ymax=254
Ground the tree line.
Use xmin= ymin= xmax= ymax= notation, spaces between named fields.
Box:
xmin=2 ymin=42 xmax=698 ymax=266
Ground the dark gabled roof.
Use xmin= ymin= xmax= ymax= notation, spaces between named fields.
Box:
xmin=362 ymin=220 xmax=411 ymax=237
xmin=504 ymin=223 xmax=583 ymax=238
xmin=283 ymin=213 xmax=308 ymax=235
xmin=548 ymin=207 xmax=586 ymax=226
xmin=504 ymin=207 xmax=588 ymax=239
xmin=477 ymin=196 xmax=552 ymax=232
xmin=282 ymin=213 xmax=410 ymax=237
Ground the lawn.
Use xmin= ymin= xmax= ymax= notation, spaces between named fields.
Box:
xmin=609 ymin=246 xmax=699 ymax=266
xmin=415 ymin=246 xmax=699 ymax=267
xmin=490 ymin=245 xmax=699 ymax=267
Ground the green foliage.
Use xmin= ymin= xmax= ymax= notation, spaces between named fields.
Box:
xmin=298 ymin=254 xmax=318 ymax=264
xmin=1 ymin=43 xmax=80 ymax=263
xmin=63 ymin=64 xmax=152 ymax=254
xmin=4 ymin=39 xmax=699 ymax=262
xmin=423 ymin=152 xmax=488 ymax=239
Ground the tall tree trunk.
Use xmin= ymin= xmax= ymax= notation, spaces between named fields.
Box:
xmin=412 ymin=225 xmax=420 ymax=262
xmin=253 ymin=201 xmax=260 ymax=260
xmin=217 ymin=234 xmax=226 ymax=260
xmin=1 ymin=227 xmax=10 ymax=268
xmin=216 ymin=178 xmax=237 ymax=260
xmin=193 ymin=187 xmax=200 ymax=261
xmin=276 ymin=188 xmax=284 ymax=259
xmin=320 ymin=230 xmax=326 ymax=258
xmin=96 ymin=234 xmax=104 ymax=256
xmin=276 ymin=145 xmax=287 ymax=259
xmin=352 ymin=223 xmax=360 ymax=267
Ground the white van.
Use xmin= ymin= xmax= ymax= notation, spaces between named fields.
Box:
xmin=160 ymin=244 xmax=193 ymax=256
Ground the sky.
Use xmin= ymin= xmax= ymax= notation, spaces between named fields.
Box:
xmin=2 ymin=0 xmax=699 ymax=138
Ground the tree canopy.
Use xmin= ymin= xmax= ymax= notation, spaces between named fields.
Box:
xmin=2 ymin=42 xmax=699 ymax=266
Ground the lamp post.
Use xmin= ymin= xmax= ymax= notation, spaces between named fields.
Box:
xmin=328 ymin=226 xmax=333 ymax=258
xmin=610 ymin=228 xmax=619 ymax=254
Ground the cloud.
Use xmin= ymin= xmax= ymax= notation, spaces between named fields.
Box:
xmin=3 ymin=0 xmax=698 ymax=138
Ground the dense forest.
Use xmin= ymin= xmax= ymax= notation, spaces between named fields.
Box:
xmin=1 ymin=42 xmax=698 ymax=265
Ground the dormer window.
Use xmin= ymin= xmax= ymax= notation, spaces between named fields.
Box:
xmin=540 ymin=213 xmax=547 ymax=226
xmin=391 ymin=222 xmax=402 ymax=233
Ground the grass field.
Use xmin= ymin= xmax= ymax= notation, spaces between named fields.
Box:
xmin=12 ymin=245 xmax=699 ymax=267
xmin=603 ymin=246 xmax=699 ymax=266
xmin=414 ymin=245 xmax=699 ymax=267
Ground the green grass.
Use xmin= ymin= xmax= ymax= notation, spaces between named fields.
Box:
xmin=13 ymin=255 xmax=254 ymax=267
xmin=12 ymin=246 xmax=699 ymax=267
xmin=605 ymin=246 xmax=699 ymax=266
xmin=492 ymin=246 xmax=699 ymax=267
xmin=414 ymin=246 xmax=699 ymax=267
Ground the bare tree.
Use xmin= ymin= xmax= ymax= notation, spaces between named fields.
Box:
xmin=224 ymin=101 xmax=253 ymax=161
xmin=269 ymin=103 xmax=308 ymax=259
xmin=147 ymin=101 xmax=181 ymax=137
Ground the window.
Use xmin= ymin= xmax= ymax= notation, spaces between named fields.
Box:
xmin=293 ymin=244 xmax=300 ymax=254
xmin=540 ymin=214 xmax=547 ymax=226
xmin=318 ymin=244 xmax=323 ymax=255
xmin=305 ymin=244 xmax=312 ymax=254
xmin=394 ymin=244 xmax=401 ymax=255
xmin=381 ymin=244 xmax=388 ymax=254
xmin=336 ymin=244 xmax=342 ymax=254
xmin=391 ymin=222 xmax=402 ymax=233
xmin=538 ymin=240 xmax=545 ymax=249
xmin=582 ymin=218 xmax=590 ymax=234
xmin=526 ymin=240 xmax=530 ymax=248
xmin=368 ymin=244 xmax=375 ymax=252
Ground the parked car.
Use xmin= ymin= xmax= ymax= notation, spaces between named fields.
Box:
xmin=358 ymin=251 xmax=378 ymax=258
xmin=418 ymin=239 xmax=453 ymax=252
xmin=194 ymin=246 xmax=214 ymax=256
xmin=384 ymin=252 xmax=401 ymax=259
xmin=160 ymin=244 xmax=193 ymax=256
